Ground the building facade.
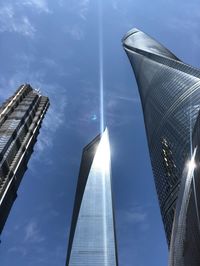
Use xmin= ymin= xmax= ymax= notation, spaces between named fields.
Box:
xmin=169 ymin=112 xmax=200 ymax=266
xmin=66 ymin=128 xmax=118 ymax=266
xmin=0 ymin=84 xmax=49 ymax=234
xmin=122 ymin=28 xmax=200 ymax=245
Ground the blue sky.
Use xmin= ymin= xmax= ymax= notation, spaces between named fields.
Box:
xmin=0 ymin=0 xmax=199 ymax=265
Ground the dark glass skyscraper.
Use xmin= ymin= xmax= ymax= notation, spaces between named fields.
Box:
xmin=66 ymin=128 xmax=118 ymax=266
xmin=0 ymin=84 xmax=49 ymax=234
xmin=169 ymin=113 xmax=200 ymax=266
xmin=122 ymin=28 xmax=200 ymax=246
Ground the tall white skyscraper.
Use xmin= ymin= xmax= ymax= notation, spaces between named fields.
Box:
xmin=66 ymin=128 xmax=118 ymax=266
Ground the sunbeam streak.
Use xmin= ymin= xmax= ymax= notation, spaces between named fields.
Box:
xmin=99 ymin=0 xmax=104 ymax=133
xmin=98 ymin=3 xmax=108 ymax=265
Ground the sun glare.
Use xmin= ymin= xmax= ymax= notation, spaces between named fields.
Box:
xmin=98 ymin=0 xmax=104 ymax=134
xmin=187 ymin=147 xmax=197 ymax=174
xmin=94 ymin=128 xmax=110 ymax=171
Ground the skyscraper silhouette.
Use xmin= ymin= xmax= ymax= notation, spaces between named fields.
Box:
xmin=122 ymin=28 xmax=200 ymax=246
xmin=66 ymin=128 xmax=118 ymax=266
xmin=0 ymin=84 xmax=49 ymax=234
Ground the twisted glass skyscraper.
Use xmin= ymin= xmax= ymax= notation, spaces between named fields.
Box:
xmin=122 ymin=28 xmax=200 ymax=246
xmin=0 ymin=84 xmax=49 ymax=234
xmin=66 ymin=128 xmax=118 ymax=266
xmin=169 ymin=114 xmax=200 ymax=266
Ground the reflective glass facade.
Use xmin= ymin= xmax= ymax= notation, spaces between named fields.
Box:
xmin=0 ymin=84 xmax=49 ymax=234
xmin=66 ymin=129 xmax=118 ymax=266
xmin=169 ymin=114 xmax=200 ymax=266
xmin=122 ymin=28 xmax=200 ymax=245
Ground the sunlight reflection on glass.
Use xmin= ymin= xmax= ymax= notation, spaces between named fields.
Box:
xmin=169 ymin=146 xmax=197 ymax=266
xmin=94 ymin=128 xmax=110 ymax=172
xmin=187 ymin=149 xmax=197 ymax=174
xmin=93 ymin=128 xmax=110 ymax=266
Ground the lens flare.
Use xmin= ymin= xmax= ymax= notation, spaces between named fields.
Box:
xmin=99 ymin=0 xmax=104 ymax=133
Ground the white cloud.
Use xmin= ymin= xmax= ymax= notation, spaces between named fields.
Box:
xmin=21 ymin=0 xmax=51 ymax=14
xmin=36 ymin=90 xmax=67 ymax=152
xmin=0 ymin=0 xmax=52 ymax=37
xmin=0 ymin=4 xmax=35 ymax=37
xmin=24 ymin=220 xmax=45 ymax=243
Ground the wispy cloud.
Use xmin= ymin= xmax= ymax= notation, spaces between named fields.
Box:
xmin=21 ymin=0 xmax=51 ymax=14
xmin=0 ymin=4 xmax=35 ymax=37
xmin=169 ymin=20 xmax=200 ymax=51
xmin=24 ymin=220 xmax=45 ymax=243
xmin=0 ymin=55 xmax=68 ymax=158
xmin=166 ymin=2 xmax=200 ymax=47
xmin=63 ymin=79 xmax=140 ymax=136
xmin=169 ymin=18 xmax=198 ymax=32
xmin=64 ymin=82 xmax=100 ymax=137
xmin=8 ymin=246 xmax=27 ymax=257
xmin=111 ymin=0 xmax=132 ymax=14
xmin=62 ymin=0 xmax=91 ymax=20
xmin=36 ymin=88 xmax=67 ymax=152
xmin=64 ymin=25 xmax=84 ymax=41
xmin=117 ymin=204 xmax=149 ymax=232
xmin=0 ymin=0 xmax=52 ymax=37
xmin=105 ymin=85 xmax=140 ymax=128
xmin=79 ymin=0 xmax=90 ymax=20
xmin=117 ymin=204 xmax=150 ymax=266
xmin=111 ymin=0 xmax=122 ymax=10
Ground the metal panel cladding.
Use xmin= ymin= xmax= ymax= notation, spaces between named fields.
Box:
xmin=122 ymin=28 xmax=200 ymax=245
xmin=0 ymin=84 xmax=49 ymax=234
xmin=66 ymin=129 xmax=118 ymax=266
